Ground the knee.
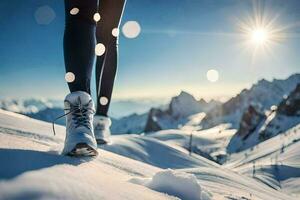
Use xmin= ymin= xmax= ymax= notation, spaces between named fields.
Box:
xmin=96 ymin=27 xmax=119 ymax=45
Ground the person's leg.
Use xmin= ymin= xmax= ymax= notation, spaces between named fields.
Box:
xmin=64 ymin=0 xmax=98 ymax=94
xmin=62 ymin=0 xmax=99 ymax=156
xmin=95 ymin=0 xmax=126 ymax=116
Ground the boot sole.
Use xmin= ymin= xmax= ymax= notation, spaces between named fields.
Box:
xmin=67 ymin=143 xmax=98 ymax=157
xmin=96 ymin=139 xmax=108 ymax=145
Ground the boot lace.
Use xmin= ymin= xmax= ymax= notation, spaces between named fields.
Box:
xmin=52 ymin=99 xmax=95 ymax=136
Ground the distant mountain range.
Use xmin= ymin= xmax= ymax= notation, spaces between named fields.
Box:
xmin=0 ymin=98 xmax=62 ymax=114
xmin=0 ymin=91 xmax=221 ymax=134
xmin=0 ymin=98 xmax=165 ymax=128
xmin=115 ymin=74 xmax=300 ymax=135
xmin=1 ymin=73 xmax=300 ymax=151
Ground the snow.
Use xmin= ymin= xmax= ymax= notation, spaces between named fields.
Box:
xmin=225 ymin=124 xmax=300 ymax=197
xmin=226 ymin=124 xmax=300 ymax=168
xmin=259 ymin=114 xmax=300 ymax=140
xmin=181 ymin=112 xmax=206 ymax=130
xmin=130 ymin=169 xmax=211 ymax=200
xmin=227 ymin=111 xmax=300 ymax=153
xmin=100 ymin=134 xmax=218 ymax=169
xmin=144 ymin=92 xmax=221 ymax=133
xmin=149 ymin=124 xmax=236 ymax=162
xmin=201 ymin=73 xmax=300 ymax=129
xmin=0 ymin=149 xmax=174 ymax=200
xmin=169 ymin=91 xmax=205 ymax=118
xmin=183 ymin=167 xmax=294 ymax=200
xmin=0 ymin=109 xmax=299 ymax=200
xmin=0 ymin=111 xmax=174 ymax=199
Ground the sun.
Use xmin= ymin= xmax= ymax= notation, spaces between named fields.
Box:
xmin=234 ymin=6 xmax=290 ymax=63
xmin=250 ymin=28 xmax=269 ymax=45
xmin=241 ymin=22 xmax=277 ymax=49
xmin=235 ymin=1 xmax=288 ymax=55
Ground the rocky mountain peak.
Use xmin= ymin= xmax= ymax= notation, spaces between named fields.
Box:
xmin=277 ymin=84 xmax=300 ymax=116
xmin=235 ymin=105 xmax=266 ymax=140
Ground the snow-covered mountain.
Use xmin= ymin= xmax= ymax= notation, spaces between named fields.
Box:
xmin=108 ymin=91 xmax=220 ymax=134
xmin=259 ymin=83 xmax=300 ymax=140
xmin=201 ymin=74 xmax=300 ymax=129
xmin=0 ymin=109 xmax=299 ymax=199
xmin=116 ymin=74 xmax=300 ymax=135
xmin=144 ymin=91 xmax=221 ymax=132
xmin=169 ymin=91 xmax=218 ymax=118
xmin=231 ymin=105 xmax=266 ymax=141
xmin=227 ymin=83 xmax=300 ymax=153
xmin=127 ymin=74 xmax=300 ymax=135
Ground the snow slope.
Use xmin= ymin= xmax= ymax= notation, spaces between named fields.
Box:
xmin=0 ymin=109 xmax=298 ymax=200
xmin=149 ymin=124 xmax=236 ymax=163
xmin=100 ymin=134 xmax=219 ymax=169
xmin=0 ymin=109 xmax=177 ymax=200
xmin=226 ymin=124 xmax=300 ymax=168
xmin=226 ymin=124 xmax=300 ymax=197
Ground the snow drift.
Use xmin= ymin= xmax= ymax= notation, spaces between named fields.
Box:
xmin=130 ymin=169 xmax=211 ymax=200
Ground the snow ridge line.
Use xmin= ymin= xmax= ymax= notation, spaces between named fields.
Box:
xmin=0 ymin=126 xmax=61 ymax=144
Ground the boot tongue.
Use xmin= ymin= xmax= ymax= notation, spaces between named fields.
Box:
xmin=64 ymin=91 xmax=94 ymax=108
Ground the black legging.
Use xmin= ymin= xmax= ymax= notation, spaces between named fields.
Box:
xmin=64 ymin=0 xmax=126 ymax=116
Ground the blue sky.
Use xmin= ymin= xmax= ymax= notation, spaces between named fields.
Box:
xmin=0 ymin=0 xmax=299 ymax=100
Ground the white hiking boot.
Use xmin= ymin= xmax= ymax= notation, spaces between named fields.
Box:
xmin=62 ymin=91 xmax=98 ymax=156
xmin=93 ymin=115 xmax=112 ymax=144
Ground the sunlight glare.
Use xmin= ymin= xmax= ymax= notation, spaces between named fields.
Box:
xmin=122 ymin=21 xmax=141 ymax=38
xmin=99 ymin=96 xmax=109 ymax=105
xmin=93 ymin=13 xmax=101 ymax=22
xmin=235 ymin=2 xmax=291 ymax=62
xmin=251 ymin=28 xmax=269 ymax=45
xmin=112 ymin=28 xmax=120 ymax=37
xmin=95 ymin=43 xmax=106 ymax=56
xmin=70 ymin=8 xmax=79 ymax=15
xmin=206 ymin=69 xmax=219 ymax=83
xmin=65 ymin=72 xmax=75 ymax=83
